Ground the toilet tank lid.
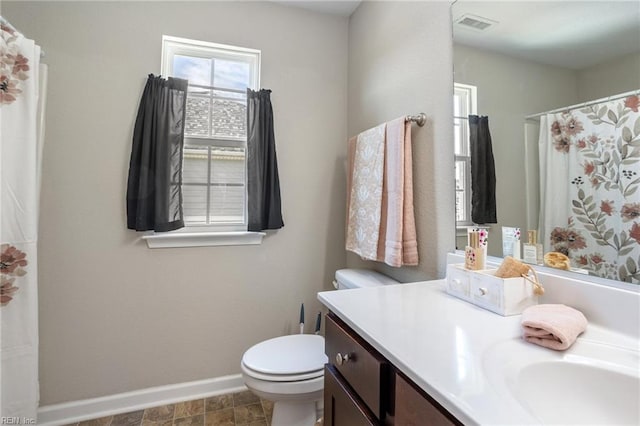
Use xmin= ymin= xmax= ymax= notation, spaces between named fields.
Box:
xmin=335 ymin=268 xmax=399 ymax=289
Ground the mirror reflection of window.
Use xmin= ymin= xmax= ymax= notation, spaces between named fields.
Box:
xmin=454 ymin=83 xmax=477 ymax=229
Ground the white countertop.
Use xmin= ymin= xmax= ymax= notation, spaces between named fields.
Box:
xmin=317 ymin=279 xmax=638 ymax=425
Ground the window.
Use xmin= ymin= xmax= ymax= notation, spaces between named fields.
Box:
xmin=161 ymin=36 xmax=260 ymax=232
xmin=453 ymin=83 xmax=477 ymax=228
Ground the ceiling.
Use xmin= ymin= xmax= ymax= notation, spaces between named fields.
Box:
xmin=271 ymin=0 xmax=361 ymax=17
xmin=274 ymin=1 xmax=639 ymax=70
xmin=452 ymin=1 xmax=640 ymax=70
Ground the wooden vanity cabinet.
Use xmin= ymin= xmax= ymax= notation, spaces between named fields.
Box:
xmin=324 ymin=364 xmax=379 ymax=426
xmin=324 ymin=312 xmax=462 ymax=426
xmin=394 ymin=372 xmax=459 ymax=426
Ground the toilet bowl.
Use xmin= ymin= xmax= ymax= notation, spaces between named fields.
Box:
xmin=241 ymin=334 xmax=326 ymax=425
xmin=241 ymin=269 xmax=399 ymax=426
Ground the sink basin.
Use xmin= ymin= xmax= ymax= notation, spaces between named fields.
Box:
xmin=483 ymin=335 xmax=640 ymax=425
xmin=516 ymin=361 xmax=638 ymax=424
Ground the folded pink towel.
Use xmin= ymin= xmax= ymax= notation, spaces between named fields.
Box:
xmin=521 ymin=304 xmax=587 ymax=351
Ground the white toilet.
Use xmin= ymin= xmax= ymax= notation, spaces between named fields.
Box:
xmin=240 ymin=269 xmax=399 ymax=426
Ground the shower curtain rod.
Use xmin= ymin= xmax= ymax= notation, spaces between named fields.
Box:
xmin=525 ymin=89 xmax=640 ymax=120
xmin=1 ymin=15 xmax=46 ymax=58
xmin=526 ymin=89 xmax=639 ymax=120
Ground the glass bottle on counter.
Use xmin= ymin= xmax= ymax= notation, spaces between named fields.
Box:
xmin=523 ymin=230 xmax=543 ymax=265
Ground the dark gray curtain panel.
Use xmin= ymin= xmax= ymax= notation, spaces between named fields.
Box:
xmin=246 ymin=89 xmax=284 ymax=232
xmin=127 ymin=74 xmax=187 ymax=232
xmin=469 ymin=115 xmax=497 ymax=224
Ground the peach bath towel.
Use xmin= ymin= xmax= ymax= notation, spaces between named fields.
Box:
xmin=521 ymin=304 xmax=588 ymax=350
xmin=376 ymin=118 xmax=418 ymax=267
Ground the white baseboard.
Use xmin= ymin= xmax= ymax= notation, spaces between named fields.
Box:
xmin=37 ymin=374 xmax=246 ymax=426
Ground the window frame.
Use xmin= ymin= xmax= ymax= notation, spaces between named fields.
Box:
xmin=143 ymin=36 xmax=263 ymax=248
xmin=454 ymin=83 xmax=477 ymax=231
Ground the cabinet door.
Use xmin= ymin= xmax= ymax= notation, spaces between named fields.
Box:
xmin=394 ymin=373 xmax=459 ymax=426
xmin=324 ymin=365 xmax=378 ymax=426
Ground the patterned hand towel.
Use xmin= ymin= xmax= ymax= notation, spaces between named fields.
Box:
xmin=521 ymin=304 xmax=587 ymax=351
xmin=345 ymin=124 xmax=386 ymax=260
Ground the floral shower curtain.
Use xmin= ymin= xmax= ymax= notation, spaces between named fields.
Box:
xmin=539 ymin=94 xmax=640 ymax=283
xmin=1 ymin=21 xmax=45 ymax=419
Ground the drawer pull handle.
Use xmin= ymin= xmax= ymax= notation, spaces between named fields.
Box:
xmin=335 ymin=352 xmax=350 ymax=366
xmin=478 ymin=287 xmax=488 ymax=296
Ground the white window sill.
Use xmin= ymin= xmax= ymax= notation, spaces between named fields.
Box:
xmin=142 ymin=231 xmax=266 ymax=248
xmin=456 ymin=224 xmax=492 ymax=237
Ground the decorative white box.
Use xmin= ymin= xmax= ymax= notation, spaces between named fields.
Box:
xmin=446 ymin=264 xmax=538 ymax=316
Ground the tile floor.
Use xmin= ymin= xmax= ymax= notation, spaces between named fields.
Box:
xmin=65 ymin=390 xmax=274 ymax=426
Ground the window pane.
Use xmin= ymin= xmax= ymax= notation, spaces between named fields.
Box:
xmin=454 ymin=118 xmax=468 ymax=156
xmin=185 ymin=92 xmax=210 ymax=136
xmin=455 ymin=160 xmax=468 ymax=222
xmin=214 ymin=59 xmax=250 ymax=90
xmin=454 ymin=88 xmax=470 ymax=117
xmin=455 ymin=160 xmax=465 ymax=190
xmin=209 ymin=185 xmax=244 ymax=223
xmin=454 ymin=120 xmax=462 ymax=155
xmin=183 ymin=146 xmax=209 ymax=183
xmin=453 ymin=93 xmax=462 ymax=116
xmin=211 ymin=147 xmax=245 ymax=184
xmin=173 ymin=55 xmax=211 ymax=86
xmin=213 ymin=89 xmax=246 ymax=100
xmin=212 ymin=99 xmax=246 ymax=138
xmin=162 ymin=38 xmax=259 ymax=230
xmin=183 ymin=184 xmax=208 ymax=224
xmin=456 ymin=190 xmax=466 ymax=222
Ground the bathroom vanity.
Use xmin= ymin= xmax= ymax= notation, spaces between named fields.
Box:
xmin=318 ymin=255 xmax=640 ymax=425
xmin=323 ymin=312 xmax=459 ymax=425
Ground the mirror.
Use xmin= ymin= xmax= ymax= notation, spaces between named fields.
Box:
xmin=452 ymin=1 xmax=640 ymax=287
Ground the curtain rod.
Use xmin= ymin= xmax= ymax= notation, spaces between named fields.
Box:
xmin=1 ymin=15 xmax=46 ymax=58
xmin=525 ymin=89 xmax=640 ymax=120
xmin=406 ymin=113 xmax=426 ymax=127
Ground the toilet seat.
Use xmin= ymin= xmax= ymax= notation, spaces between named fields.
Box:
xmin=241 ymin=334 xmax=327 ymax=382
xmin=241 ymin=361 xmax=324 ymax=382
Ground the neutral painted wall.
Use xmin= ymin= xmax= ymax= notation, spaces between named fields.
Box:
xmin=347 ymin=1 xmax=455 ymax=283
xmin=4 ymin=1 xmax=348 ymax=405
xmin=453 ymin=44 xmax=578 ymax=256
xmin=577 ymin=52 xmax=640 ymax=102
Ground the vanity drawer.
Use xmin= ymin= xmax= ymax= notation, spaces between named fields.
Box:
xmin=446 ymin=264 xmax=471 ymax=301
xmin=325 ymin=313 xmax=388 ymax=420
xmin=469 ymin=271 xmax=503 ymax=312
xmin=324 ymin=364 xmax=378 ymax=426
xmin=468 ymin=269 xmax=538 ymax=316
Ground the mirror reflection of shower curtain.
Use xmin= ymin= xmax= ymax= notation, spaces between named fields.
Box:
xmin=524 ymin=121 xmax=541 ymax=231
xmin=538 ymin=95 xmax=640 ymax=282
xmin=0 ymin=28 xmax=46 ymax=420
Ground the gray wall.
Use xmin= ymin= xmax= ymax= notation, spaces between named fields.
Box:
xmin=347 ymin=1 xmax=456 ymax=283
xmin=4 ymin=1 xmax=348 ymax=405
xmin=577 ymin=52 xmax=640 ymax=102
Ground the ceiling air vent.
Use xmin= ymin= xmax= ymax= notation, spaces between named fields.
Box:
xmin=455 ymin=14 xmax=497 ymax=31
